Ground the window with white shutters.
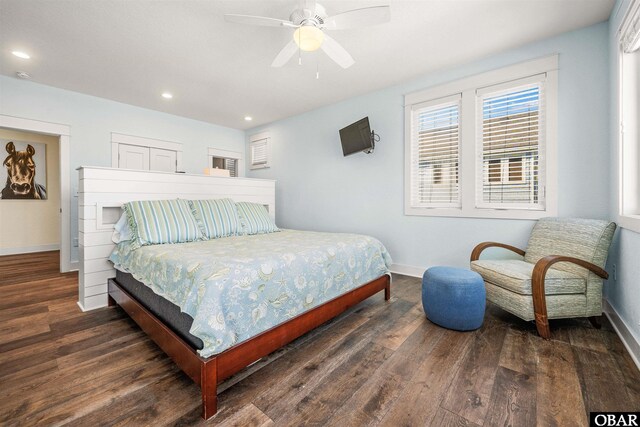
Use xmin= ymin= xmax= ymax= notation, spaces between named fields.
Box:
xmin=404 ymin=56 xmax=557 ymax=219
xmin=250 ymin=135 xmax=270 ymax=170
xmin=476 ymin=76 xmax=545 ymax=210
xmin=409 ymin=95 xmax=461 ymax=208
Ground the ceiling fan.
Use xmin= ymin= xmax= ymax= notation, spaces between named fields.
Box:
xmin=224 ymin=1 xmax=390 ymax=69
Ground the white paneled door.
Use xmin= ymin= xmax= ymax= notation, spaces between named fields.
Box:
xmin=118 ymin=144 xmax=150 ymax=170
xmin=118 ymin=144 xmax=177 ymax=172
xmin=150 ymin=147 xmax=177 ymax=172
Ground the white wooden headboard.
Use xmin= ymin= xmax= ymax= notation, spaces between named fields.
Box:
xmin=77 ymin=166 xmax=276 ymax=311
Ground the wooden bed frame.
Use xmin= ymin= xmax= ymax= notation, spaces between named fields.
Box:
xmin=107 ymin=274 xmax=391 ymax=420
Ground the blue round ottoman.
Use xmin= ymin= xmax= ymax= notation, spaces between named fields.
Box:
xmin=422 ymin=266 xmax=486 ymax=331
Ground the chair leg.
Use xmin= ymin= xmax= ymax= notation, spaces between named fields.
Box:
xmin=588 ymin=316 xmax=602 ymax=329
xmin=534 ymin=313 xmax=551 ymax=339
xmin=532 ymin=264 xmax=551 ymax=340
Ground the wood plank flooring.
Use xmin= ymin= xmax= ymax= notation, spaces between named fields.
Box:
xmin=1 ymin=251 xmax=639 ymax=426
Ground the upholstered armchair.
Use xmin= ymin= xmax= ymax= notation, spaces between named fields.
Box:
xmin=470 ymin=218 xmax=616 ymax=339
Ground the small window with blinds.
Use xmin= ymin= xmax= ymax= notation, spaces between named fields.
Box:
xmin=250 ymin=137 xmax=270 ymax=170
xmin=476 ymin=76 xmax=545 ymax=210
xmin=212 ymin=156 xmax=238 ymax=177
xmin=409 ymin=95 xmax=461 ymax=208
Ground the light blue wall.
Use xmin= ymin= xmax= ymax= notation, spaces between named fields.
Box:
xmin=0 ymin=76 xmax=245 ymax=263
xmin=247 ymin=23 xmax=611 ymax=271
xmin=607 ymin=0 xmax=640 ymax=345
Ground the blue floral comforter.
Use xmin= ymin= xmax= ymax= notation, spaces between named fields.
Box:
xmin=109 ymin=229 xmax=392 ymax=357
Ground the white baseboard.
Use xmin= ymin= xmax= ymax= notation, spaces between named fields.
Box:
xmin=0 ymin=244 xmax=60 ymax=256
xmin=76 ymin=301 xmax=87 ymax=312
xmin=389 ymin=263 xmax=426 ymax=278
xmin=603 ymin=299 xmax=640 ymax=371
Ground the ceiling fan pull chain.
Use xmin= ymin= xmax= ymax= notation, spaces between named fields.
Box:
xmin=298 ymin=30 xmax=302 ymax=65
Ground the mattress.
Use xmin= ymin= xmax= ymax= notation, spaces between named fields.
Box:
xmin=115 ymin=269 xmax=204 ymax=350
xmin=110 ymin=229 xmax=392 ymax=358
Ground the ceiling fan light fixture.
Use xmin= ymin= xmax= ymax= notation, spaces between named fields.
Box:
xmin=293 ymin=25 xmax=324 ymax=52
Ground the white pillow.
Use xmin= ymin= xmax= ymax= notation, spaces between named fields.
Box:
xmin=111 ymin=211 xmax=133 ymax=244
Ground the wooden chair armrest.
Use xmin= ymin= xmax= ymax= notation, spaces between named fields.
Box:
xmin=470 ymin=241 xmax=526 ymax=262
xmin=532 ymin=255 xmax=609 ymax=281
xmin=530 ymin=255 xmax=608 ymax=340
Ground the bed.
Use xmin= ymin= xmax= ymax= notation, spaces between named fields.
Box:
xmin=107 ymin=224 xmax=392 ymax=419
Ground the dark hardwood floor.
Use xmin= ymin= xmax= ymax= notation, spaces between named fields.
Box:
xmin=1 ymin=251 xmax=639 ymax=426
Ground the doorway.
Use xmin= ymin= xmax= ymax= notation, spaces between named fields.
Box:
xmin=0 ymin=115 xmax=72 ymax=273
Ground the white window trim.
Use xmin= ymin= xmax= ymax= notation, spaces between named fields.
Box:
xmin=617 ymin=0 xmax=640 ymax=234
xmin=249 ymin=131 xmax=271 ymax=170
xmin=207 ymin=147 xmax=244 ymax=177
xmin=111 ymin=132 xmax=183 ymax=171
xmin=404 ymin=55 xmax=558 ymax=220
xmin=409 ymin=93 xmax=462 ymax=209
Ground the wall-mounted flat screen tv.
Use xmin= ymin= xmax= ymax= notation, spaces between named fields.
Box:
xmin=339 ymin=117 xmax=372 ymax=156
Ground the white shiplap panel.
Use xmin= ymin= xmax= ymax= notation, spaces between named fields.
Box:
xmin=80 ymin=166 xmax=274 ymax=187
xmin=79 ymin=279 xmax=85 ymax=303
xmin=84 ymin=269 xmax=116 ymax=287
xmin=83 ymin=244 xmax=116 ymax=260
xmin=79 ymin=219 xmax=97 ymax=233
xmin=85 ymin=283 xmax=108 ymax=297
xmin=78 ymin=244 xmax=85 ymax=288
xmin=84 ymin=258 xmax=114 ymax=274
xmin=80 ymin=192 xmax=274 ymax=209
xmin=81 ymin=294 xmax=110 ymax=311
xmin=79 ymin=230 xmax=114 ymax=246
xmin=80 ymin=179 xmax=275 ymax=196
xmin=79 ymin=205 xmax=96 ymax=220
xmin=77 ymin=166 xmax=276 ymax=311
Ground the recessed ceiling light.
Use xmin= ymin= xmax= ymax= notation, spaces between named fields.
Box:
xmin=161 ymin=92 xmax=173 ymax=99
xmin=12 ymin=51 xmax=30 ymax=59
xmin=244 ymin=116 xmax=253 ymax=121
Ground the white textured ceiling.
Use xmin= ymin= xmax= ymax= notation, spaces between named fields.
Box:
xmin=0 ymin=0 xmax=614 ymax=130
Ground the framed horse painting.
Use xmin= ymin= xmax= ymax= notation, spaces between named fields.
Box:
xmin=1 ymin=139 xmax=47 ymax=200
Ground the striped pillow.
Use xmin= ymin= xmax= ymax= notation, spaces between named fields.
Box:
xmin=189 ymin=198 xmax=241 ymax=239
xmin=123 ymin=199 xmax=202 ymax=249
xmin=236 ymin=202 xmax=279 ymax=235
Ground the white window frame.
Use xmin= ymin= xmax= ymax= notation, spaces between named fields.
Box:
xmin=111 ymin=132 xmax=183 ymax=171
xmin=475 ymin=74 xmax=547 ymax=211
xmin=249 ymin=131 xmax=271 ymax=170
xmin=617 ymin=0 xmax=640 ymax=233
xmin=408 ymin=94 xmax=462 ymax=209
xmin=404 ymin=55 xmax=558 ymax=220
xmin=207 ymin=147 xmax=244 ymax=177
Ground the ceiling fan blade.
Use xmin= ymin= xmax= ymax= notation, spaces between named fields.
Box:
xmin=321 ymin=33 xmax=354 ymax=69
xmin=271 ymin=40 xmax=298 ymax=67
xmin=224 ymin=14 xmax=296 ymax=28
xmin=322 ymin=6 xmax=390 ymax=30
